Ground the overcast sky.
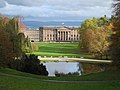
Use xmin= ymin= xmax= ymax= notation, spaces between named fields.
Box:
xmin=0 ymin=0 xmax=113 ymax=21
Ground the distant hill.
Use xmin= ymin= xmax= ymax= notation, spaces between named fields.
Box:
xmin=24 ymin=21 xmax=82 ymax=29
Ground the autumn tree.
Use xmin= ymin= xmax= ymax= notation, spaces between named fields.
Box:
xmin=79 ymin=18 xmax=98 ymax=52
xmin=1 ymin=16 xmax=32 ymax=56
xmin=89 ymin=26 xmax=112 ymax=59
xmin=98 ymin=15 xmax=109 ymax=26
xmin=0 ymin=15 xmax=32 ymax=67
xmin=79 ymin=16 xmax=113 ymax=59
xmin=110 ymin=0 xmax=120 ymax=68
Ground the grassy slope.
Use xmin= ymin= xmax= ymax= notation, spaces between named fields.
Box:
xmin=0 ymin=68 xmax=120 ymax=81
xmin=31 ymin=42 xmax=93 ymax=58
xmin=1 ymin=74 xmax=120 ymax=90
xmin=0 ymin=68 xmax=120 ymax=90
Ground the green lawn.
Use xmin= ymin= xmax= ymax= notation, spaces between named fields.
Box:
xmin=0 ymin=68 xmax=120 ymax=90
xmin=0 ymin=75 xmax=120 ymax=90
xmin=31 ymin=42 xmax=94 ymax=58
xmin=0 ymin=68 xmax=120 ymax=81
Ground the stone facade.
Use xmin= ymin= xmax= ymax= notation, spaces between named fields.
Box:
xmin=23 ymin=26 xmax=80 ymax=42
xmin=24 ymin=30 xmax=40 ymax=42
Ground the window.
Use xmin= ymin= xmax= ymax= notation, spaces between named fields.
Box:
xmin=69 ymin=37 xmax=71 ymax=40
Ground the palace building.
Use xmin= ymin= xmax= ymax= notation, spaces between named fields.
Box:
xmin=22 ymin=26 xmax=80 ymax=42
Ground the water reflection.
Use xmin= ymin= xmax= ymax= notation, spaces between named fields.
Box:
xmin=43 ymin=62 xmax=80 ymax=76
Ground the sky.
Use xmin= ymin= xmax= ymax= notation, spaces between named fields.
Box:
xmin=0 ymin=0 xmax=113 ymax=21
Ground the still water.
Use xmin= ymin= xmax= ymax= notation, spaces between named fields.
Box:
xmin=43 ymin=62 xmax=80 ymax=76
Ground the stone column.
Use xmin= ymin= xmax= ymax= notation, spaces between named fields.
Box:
xmin=64 ymin=32 xmax=65 ymax=41
xmin=68 ymin=32 xmax=70 ymax=41
xmin=65 ymin=31 xmax=66 ymax=41
xmin=61 ymin=32 xmax=63 ymax=41
xmin=66 ymin=32 xmax=68 ymax=41
xmin=63 ymin=32 xmax=65 ymax=41
xmin=60 ymin=31 xmax=62 ymax=41
xmin=59 ymin=31 xmax=60 ymax=41
xmin=58 ymin=31 xmax=60 ymax=41
xmin=62 ymin=31 xmax=63 ymax=41
xmin=59 ymin=31 xmax=61 ymax=41
xmin=68 ymin=31 xmax=71 ymax=41
xmin=63 ymin=32 xmax=64 ymax=41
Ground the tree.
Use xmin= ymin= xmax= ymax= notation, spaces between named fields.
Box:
xmin=1 ymin=16 xmax=32 ymax=56
xmin=98 ymin=15 xmax=109 ymax=26
xmin=0 ymin=15 xmax=32 ymax=68
xmin=79 ymin=18 xmax=98 ymax=52
xmin=90 ymin=26 xmax=111 ymax=59
xmin=0 ymin=29 xmax=14 ymax=67
xmin=110 ymin=0 xmax=120 ymax=68
xmin=16 ymin=54 xmax=48 ymax=76
xmin=79 ymin=16 xmax=112 ymax=59
xmin=18 ymin=33 xmax=32 ymax=53
xmin=0 ymin=17 xmax=21 ymax=57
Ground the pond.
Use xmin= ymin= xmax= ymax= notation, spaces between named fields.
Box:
xmin=43 ymin=62 xmax=80 ymax=76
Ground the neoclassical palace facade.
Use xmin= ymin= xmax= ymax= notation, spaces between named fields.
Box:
xmin=22 ymin=26 xmax=80 ymax=42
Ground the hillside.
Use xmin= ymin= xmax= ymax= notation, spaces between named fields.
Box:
xmin=0 ymin=68 xmax=120 ymax=90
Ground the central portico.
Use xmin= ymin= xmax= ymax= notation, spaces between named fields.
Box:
xmin=57 ymin=27 xmax=71 ymax=41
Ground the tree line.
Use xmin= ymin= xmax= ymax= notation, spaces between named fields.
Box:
xmin=79 ymin=0 xmax=120 ymax=70
xmin=79 ymin=15 xmax=114 ymax=60
xmin=0 ymin=15 xmax=48 ymax=76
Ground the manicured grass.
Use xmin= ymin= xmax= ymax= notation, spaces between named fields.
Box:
xmin=0 ymin=74 xmax=120 ymax=90
xmin=0 ymin=68 xmax=120 ymax=81
xmin=0 ymin=68 xmax=120 ymax=90
xmin=31 ymin=42 xmax=94 ymax=58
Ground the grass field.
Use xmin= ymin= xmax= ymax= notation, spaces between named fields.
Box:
xmin=0 ymin=68 xmax=120 ymax=81
xmin=31 ymin=42 xmax=94 ymax=58
xmin=0 ymin=68 xmax=120 ymax=90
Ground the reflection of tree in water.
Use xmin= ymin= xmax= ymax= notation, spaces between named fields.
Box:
xmin=54 ymin=70 xmax=79 ymax=77
xmin=77 ymin=62 xmax=105 ymax=75
xmin=77 ymin=63 xmax=84 ymax=75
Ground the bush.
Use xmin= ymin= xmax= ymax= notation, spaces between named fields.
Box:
xmin=15 ymin=54 xmax=48 ymax=76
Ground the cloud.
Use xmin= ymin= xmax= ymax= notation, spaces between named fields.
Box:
xmin=3 ymin=0 xmax=113 ymax=11
xmin=4 ymin=0 xmax=112 ymax=8
xmin=0 ymin=0 xmax=6 ymax=8
xmin=5 ymin=0 xmax=44 ymax=7
xmin=0 ymin=0 xmax=113 ymax=21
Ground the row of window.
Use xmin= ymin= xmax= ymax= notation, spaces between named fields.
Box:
xmin=44 ymin=37 xmax=79 ymax=41
xmin=46 ymin=34 xmax=79 ymax=37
